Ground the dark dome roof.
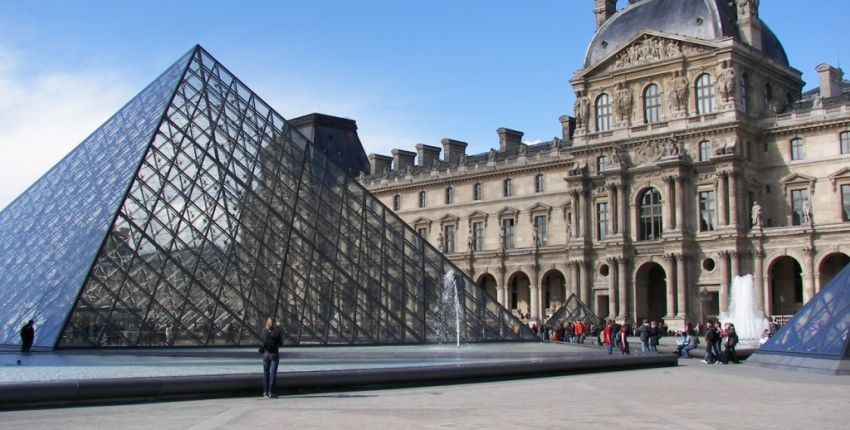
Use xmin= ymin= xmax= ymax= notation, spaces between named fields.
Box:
xmin=584 ymin=0 xmax=788 ymax=68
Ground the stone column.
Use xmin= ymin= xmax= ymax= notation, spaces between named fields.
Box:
xmin=664 ymin=253 xmax=678 ymax=318
xmin=718 ymin=251 xmax=731 ymax=315
xmin=676 ymin=254 xmax=688 ymax=318
xmin=729 ymin=172 xmax=739 ymax=227
xmin=579 ymin=261 xmax=590 ymax=306
xmin=607 ymin=257 xmax=618 ymax=318
xmin=675 ymin=177 xmax=685 ymax=232
xmin=609 ymin=184 xmax=619 ymax=235
xmin=803 ymin=247 xmax=816 ymax=303
xmin=731 ymin=251 xmax=740 ymax=280
xmin=570 ymin=191 xmax=580 ymax=237
xmin=618 ymin=184 xmax=627 ymax=238
xmin=530 ymin=277 xmax=540 ymax=321
xmin=497 ymin=266 xmax=507 ymax=308
xmin=571 ymin=261 xmax=581 ymax=298
xmin=578 ymin=190 xmax=587 ymax=238
xmin=617 ymin=258 xmax=628 ymax=319
xmin=663 ymin=177 xmax=675 ymax=231
xmin=717 ymin=173 xmax=728 ymax=226
xmin=753 ymin=250 xmax=766 ymax=315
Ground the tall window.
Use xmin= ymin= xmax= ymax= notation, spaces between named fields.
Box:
xmin=445 ymin=186 xmax=454 ymax=204
xmin=639 ymin=188 xmax=663 ymax=240
xmin=503 ymin=178 xmax=513 ymax=197
xmin=596 ymin=93 xmax=612 ymax=131
xmin=842 ymin=185 xmax=850 ymax=222
xmin=597 ymin=202 xmax=609 ymax=240
xmin=763 ymin=83 xmax=773 ymax=113
xmin=791 ymin=189 xmax=809 ymax=225
xmin=502 ymin=219 xmax=515 ymax=249
xmin=740 ymin=72 xmax=749 ymax=114
xmin=472 ymin=221 xmax=484 ymax=251
xmin=699 ymin=191 xmax=716 ymax=232
xmin=444 ymin=225 xmax=455 ymax=253
xmin=699 ymin=140 xmax=712 ymax=162
xmin=790 ymin=138 xmax=805 ymax=161
xmin=597 ymin=155 xmax=608 ymax=173
xmin=696 ymin=73 xmax=716 ymax=115
xmin=841 ymin=132 xmax=850 ymax=155
xmin=535 ymin=174 xmax=545 ymax=193
xmin=417 ymin=227 xmax=428 ymax=240
xmin=473 ymin=183 xmax=483 ymax=201
xmin=393 ymin=195 xmax=401 ymax=211
xmin=418 ymin=191 xmax=427 ymax=208
xmin=533 ymin=215 xmax=548 ymax=246
xmin=643 ymin=84 xmax=661 ymax=123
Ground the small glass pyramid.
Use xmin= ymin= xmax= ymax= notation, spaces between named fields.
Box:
xmin=0 ymin=46 xmax=534 ymax=349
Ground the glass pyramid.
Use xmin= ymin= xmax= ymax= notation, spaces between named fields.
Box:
xmin=759 ymin=262 xmax=850 ymax=359
xmin=0 ymin=46 xmax=534 ymax=349
xmin=544 ymin=294 xmax=602 ymax=331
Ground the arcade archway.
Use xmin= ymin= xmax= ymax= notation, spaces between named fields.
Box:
xmin=635 ymin=262 xmax=667 ymax=322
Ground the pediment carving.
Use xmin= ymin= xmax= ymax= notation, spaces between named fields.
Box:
xmin=585 ymin=34 xmax=716 ymax=77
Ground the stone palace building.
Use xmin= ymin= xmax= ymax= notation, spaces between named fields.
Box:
xmin=359 ymin=0 xmax=850 ymax=330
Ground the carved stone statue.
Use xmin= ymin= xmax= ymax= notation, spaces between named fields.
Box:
xmin=518 ymin=144 xmax=528 ymax=156
xmin=801 ymin=200 xmax=812 ymax=225
xmin=432 ymin=158 xmax=440 ymax=170
xmin=437 ymin=232 xmax=444 ymax=252
xmin=488 ymin=148 xmax=497 ymax=162
xmin=574 ymin=91 xmax=591 ymax=128
xmin=668 ymin=70 xmax=690 ymax=112
xmin=498 ymin=228 xmax=506 ymax=251
xmin=458 ymin=153 xmax=467 ymax=166
xmin=718 ymin=61 xmax=736 ymax=102
xmin=751 ymin=200 xmax=763 ymax=228
xmin=532 ymin=224 xmax=540 ymax=249
xmin=737 ymin=0 xmax=759 ymax=19
xmin=467 ymin=229 xmax=475 ymax=253
xmin=614 ymin=83 xmax=633 ymax=122
xmin=662 ymin=136 xmax=682 ymax=158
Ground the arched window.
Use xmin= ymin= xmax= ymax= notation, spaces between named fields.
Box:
xmin=473 ymin=183 xmax=483 ymax=201
xmin=596 ymin=94 xmax=612 ymax=131
xmin=790 ymin=138 xmax=805 ymax=161
xmin=643 ymin=84 xmax=661 ymax=123
xmin=695 ymin=74 xmax=716 ymax=114
xmin=740 ymin=72 xmax=749 ymax=113
xmin=699 ymin=140 xmax=712 ymax=162
xmin=393 ymin=195 xmax=401 ymax=211
xmin=535 ymin=174 xmax=545 ymax=193
xmin=840 ymin=131 xmax=850 ymax=155
xmin=418 ymin=191 xmax=427 ymax=208
xmin=763 ymin=83 xmax=773 ymax=113
xmin=503 ymin=178 xmax=513 ymax=197
xmin=445 ymin=186 xmax=454 ymax=204
xmin=638 ymin=188 xmax=663 ymax=241
xmin=597 ymin=155 xmax=608 ymax=173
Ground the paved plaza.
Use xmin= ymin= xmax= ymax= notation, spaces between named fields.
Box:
xmin=1 ymin=357 xmax=848 ymax=429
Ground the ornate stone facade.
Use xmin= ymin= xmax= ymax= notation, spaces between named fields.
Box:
xmin=360 ymin=0 xmax=850 ymax=331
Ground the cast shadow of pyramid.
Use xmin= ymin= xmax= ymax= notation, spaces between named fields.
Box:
xmin=0 ymin=46 xmax=534 ymax=349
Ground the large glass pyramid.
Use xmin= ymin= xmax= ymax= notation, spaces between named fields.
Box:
xmin=0 ymin=46 xmax=533 ymax=349
xmin=750 ymin=262 xmax=850 ymax=373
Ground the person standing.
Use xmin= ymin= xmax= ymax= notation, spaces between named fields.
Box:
xmin=617 ymin=326 xmax=630 ymax=355
xmin=259 ymin=317 xmax=284 ymax=398
xmin=603 ymin=320 xmax=614 ymax=354
xmin=575 ymin=320 xmax=586 ymax=344
xmin=20 ymin=320 xmax=35 ymax=353
xmin=722 ymin=323 xmax=741 ymax=364
xmin=648 ymin=321 xmax=660 ymax=352
xmin=702 ymin=322 xmax=719 ymax=364
xmin=637 ymin=320 xmax=650 ymax=352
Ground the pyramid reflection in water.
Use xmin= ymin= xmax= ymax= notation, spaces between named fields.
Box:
xmin=0 ymin=46 xmax=533 ymax=349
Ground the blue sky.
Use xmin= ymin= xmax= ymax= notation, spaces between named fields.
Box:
xmin=1 ymin=0 xmax=848 ymax=209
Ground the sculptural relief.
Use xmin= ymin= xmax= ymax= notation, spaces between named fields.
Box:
xmin=574 ymin=91 xmax=591 ymax=128
xmin=717 ymin=61 xmax=736 ymax=102
xmin=614 ymin=83 xmax=633 ymax=122
xmin=668 ymin=70 xmax=690 ymax=112
xmin=609 ymin=36 xmax=709 ymax=71
xmin=751 ymin=200 xmax=763 ymax=229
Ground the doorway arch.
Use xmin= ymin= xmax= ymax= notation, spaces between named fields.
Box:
xmin=507 ymin=271 xmax=531 ymax=318
xmin=541 ymin=269 xmax=566 ymax=317
xmin=635 ymin=262 xmax=667 ymax=322
xmin=769 ymin=256 xmax=803 ymax=315
xmin=819 ymin=253 xmax=850 ymax=292
xmin=476 ymin=273 xmax=498 ymax=302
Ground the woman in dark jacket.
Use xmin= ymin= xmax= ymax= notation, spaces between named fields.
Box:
xmin=722 ymin=322 xmax=740 ymax=364
xmin=260 ymin=317 xmax=284 ymax=398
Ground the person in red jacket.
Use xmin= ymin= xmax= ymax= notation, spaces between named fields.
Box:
xmin=603 ymin=320 xmax=614 ymax=354
xmin=574 ymin=320 xmax=586 ymax=344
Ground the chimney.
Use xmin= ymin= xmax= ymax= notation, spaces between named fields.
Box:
xmin=441 ymin=138 xmax=468 ymax=162
xmin=498 ymin=128 xmax=524 ymax=153
xmin=594 ymin=0 xmax=617 ymax=29
xmin=367 ymin=154 xmax=393 ymax=175
xmin=736 ymin=0 xmax=762 ymax=50
xmin=559 ymin=115 xmax=576 ymax=141
xmin=415 ymin=144 xmax=442 ymax=167
xmin=391 ymin=149 xmax=416 ymax=171
xmin=817 ymin=64 xmax=844 ymax=99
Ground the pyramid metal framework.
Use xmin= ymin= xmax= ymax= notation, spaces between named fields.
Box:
xmin=754 ymin=262 xmax=850 ymax=365
xmin=0 ymin=46 xmax=534 ymax=349
xmin=544 ymin=294 xmax=602 ymax=330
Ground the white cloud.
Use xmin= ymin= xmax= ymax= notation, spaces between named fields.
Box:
xmin=0 ymin=46 xmax=135 ymax=210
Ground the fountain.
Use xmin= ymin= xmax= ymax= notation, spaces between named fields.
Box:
xmin=722 ymin=274 xmax=768 ymax=340
xmin=437 ymin=270 xmax=464 ymax=348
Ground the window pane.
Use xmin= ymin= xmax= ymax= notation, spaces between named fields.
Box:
xmin=841 ymin=132 xmax=850 ymax=155
xmin=596 ymin=94 xmax=611 ymax=131
xmin=843 ymin=185 xmax=850 ymax=222
xmin=644 ymin=84 xmax=661 ymax=123
xmin=699 ymin=191 xmax=716 ymax=231
xmin=696 ymin=74 xmax=715 ymax=114
xmin=597 ymin=203 xmax=608 ymax=240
